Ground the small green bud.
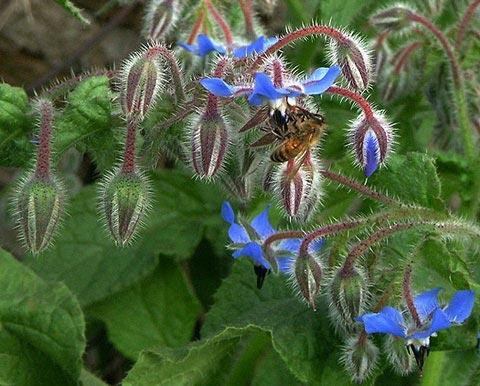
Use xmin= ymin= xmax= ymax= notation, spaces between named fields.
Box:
xmin=385 ymin=335 xmax=415 ymax=376
xmin=14 ymin=174 xmax=65 ymax=254
xmin=341 ymin=334 xmax=379 ymax=383
xmin=328 ymin=265 xmax=369 ymax=331
xmin=100 ymin=169 xmax=151 ymax=246
xmin=294 ymin=255 xmax=323 ymax=309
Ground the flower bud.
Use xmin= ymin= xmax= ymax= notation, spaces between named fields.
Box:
xmin=190 ymin=106 xmax=230 ymax=179
xmin=328 ymin=265 xmax=369 ymax=331
xmin=293 ymin=254 xmax=323 ymax=309
xmin=384 ymin=335 xmax=415 ymax=376
xmin=328 ymin=35 xmax=372 ymax=91
xmin=144 ymin=0 xmax=180 ymax=41
xmin=119 ymin=44 xmax=165 ymax=119
xmin=273 ymin=151 xmax=323 ymax=220
xmin=341 ymin=334 xmax=379 ymax=383
xmin=100 ymin=169 xmax=151 ymax=246
xmin=371 ymin=5 xmax=413 ymax=32
xmin=348 ymin=111 xmax=394 ymax=177
xmin=13 ymin=175 xmax=65 ymax=254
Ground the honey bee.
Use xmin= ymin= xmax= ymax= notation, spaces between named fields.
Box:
xmin=252 ymin=101 xmax=326 ymax=162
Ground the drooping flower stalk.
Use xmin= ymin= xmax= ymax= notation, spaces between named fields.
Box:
xmin=121 ymin=119 xmax=138 ymax=174
xmin=187 ymin=8 xmax=205 ymax=44
xmin=239 ymin=0 xmax=255 ymax=39
xmin=455 ymin=0 xmax=480 ymax=52
xmin=204 ymin=0 xmax=233 ymax=46
xmin=403 ymin=263 xmax=422 ymax=327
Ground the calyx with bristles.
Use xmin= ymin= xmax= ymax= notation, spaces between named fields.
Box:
xmin=341 ymin=334 xmax=379 ymax=383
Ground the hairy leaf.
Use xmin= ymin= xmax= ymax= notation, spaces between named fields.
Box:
xmin=0 ymin=249 xmax=85 ymax=385
xmin=88 ymin=261 xmax=201 ymax=359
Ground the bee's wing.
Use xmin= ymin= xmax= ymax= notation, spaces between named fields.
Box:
xmin=239 ymin=105 xmax=269 ymax=133
xmin=250 ymin=132 xmax=278 ymax=147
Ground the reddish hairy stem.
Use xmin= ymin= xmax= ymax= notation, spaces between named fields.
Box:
xmin=320 ymin=169 xmax=399 ymax=206
xmin=325 ymin=86 xmax=374 ymax=120
xmin=35 ymin=101 xmax=54 ymax=180
xmin=406 ymin=11 xmax=462 ymax=87
xmin=205 ymin=0 xmax=233 ymax=45
xmin=299 ymin=220 xmax=366 ymax=259
xmin=187 ymin=8 xmax=205 ymax=44
xmin=239 ymin=0 xmax=255 ymax=39
xmin=250 ymin=25 xmax=349 ymax=71
xmin=341 ymin=222 xmax=414 ymax=277
xmin=393 ymin=41 xmax=422 ymax=74
xmin=403 ymin=264 xmax=422 ymax=327
xmin=262 ymin=230 xmax=305 ymax=253
xmin=455 ymin=0 xmax=480 ymax=52
xmin=121 ymin=119 xmax=138 ymax=174
xmin=272 ymin=59 xmax=284 ymax=87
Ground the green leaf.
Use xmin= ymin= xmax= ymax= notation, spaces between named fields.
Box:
xmin=0 ymin=83 xmax=33 ymax=167
xmin=321 ymin=0 xmax=371 ymax=26
xmin=54 ymin=0 xmax=90 ymax=24
xmin=421 ymin=350 xmax=480 ymax=386
xmin=79 ymin=369 xmax=108 ymax=386
xmin=0 ymin=249 xmax=85 ymax=385
xmin=54 ymin=76 xmax=119 ymax=171
xmin=202 ymin=260 xmax=343 ymax=383
xmin=369 ymin=152 xmax=443 ymax=209
xmin=27 ymin=169 xmax=225 ymax=306
xmin=123 ymin=327 xmax=248 ymax=386
xmin=88 ymin=261 xmax=201 ymax=359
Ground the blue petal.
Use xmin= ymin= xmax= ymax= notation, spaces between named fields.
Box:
xmin=277 ymin=257 xmax=294 ymax=273
xmin=358 ymin=307 xmax=406 ymax=337
xmin=363 ymin=130 xmax=380 ymax=177
xmin=233 ymin=36 xmax=279 ymax=58
xmin=251 ymin=205 xmax=276 ymax=239
xmin=411 ymin=308 xmax=451 ymax=339
xmin=197 ymin=34 xmax=226 ymax=56
xmin=228 ymin=223 xmax=250 ymax=244
xmin=233 ymin=242 xmax=270 ymax=269
xmin=444 ymin=290 xmax=475 ymax=323
xmin=200 ymin=78 xmax=236 ymax=97
xmin=247 ymin=73 xmax=290 ymax=106
xmin=414 ymin=288 xmax=441 ymax=322
xmin=221 ymin=201 xmax=235 ymax=224
xmin=280 ymin=238 xmax=301 ymax=253
xmin=302 ymin=66 xmax=341 ymax=95
xmin=178 ymin=42 xmax=197 ymax=53
xmin=310 ymin=238 xmax=325 ymax=253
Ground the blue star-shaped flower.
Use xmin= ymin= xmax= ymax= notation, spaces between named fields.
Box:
xmin=233 ymin=36 xmax=278 ymax=58
xmin=178 ymin=34 xmax=227 ymax=57
xmin=358 ymin=288 xmax=475 ymax=343
xmin=200 ymin=66 xmax=341 ymax=106
xmin=363 ymin=130 xmax=380 ymax=177
xmin=221 ymin=201 xmax=324 ymax=274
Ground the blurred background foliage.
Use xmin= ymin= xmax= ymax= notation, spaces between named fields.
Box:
xmin=0 ymin=0 xmax=479 ymax=385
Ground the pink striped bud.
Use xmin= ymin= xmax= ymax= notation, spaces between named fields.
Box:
xmin=293 ymin=254 xmax=323 ymax=309
xmin=119 ymin=44 xmax=165 ymax=120
xmin=328 ymin=34 xmax=372 ymax=91
xmin=348 ymin=111 xmax=394 ymax=177
xmin=190 ymin=105 xmax=229 ymax=179
xmin=371 ymin=4 xmax=414 ymax=32
xmin=143 ymin=0 xmax=180 ymax=41
xmin=273 ymin=151 xmax=323 ymax=221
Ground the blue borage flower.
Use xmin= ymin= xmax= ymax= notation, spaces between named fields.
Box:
xmin=200 ymin=66 xmax=341 ymax=106
xmin=357 ymin=288 xmax=475 ymax=368
xmin=221 ymin=201 xmax=324 ymax=281
xmin=178 ymin=34 xmax=278 ymax=58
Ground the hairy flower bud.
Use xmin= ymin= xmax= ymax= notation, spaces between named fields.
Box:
xmin=384 ymin=335 xmax=415 ymax=376
xmin=144 ymin=0 xmax=180 ymax=41
xmin=348 ymin=111 xmax=394 ymax=177
xmin=13 ymin=175 xmax=65 ymax=254
xmin=341 ymin=334 xmax=379 ymax=383
xmin=371 ymin=4 xmax=413 ymax=32
xmin=328 ymin=265 xmax=369 ymax=331
xmin=293 ymin=254 xmax=323 ymax=309
xmin=273 ymin=151 xmax=323 ymax=220
xmin=119 ymin=44 xmax=165 ymax=119
xmin=328 ymin=34 xmax=372 ymax=91
xmin=100 ymin=169 xmax=151 ymax=246
xmin=190 ymin=105 xmax=230 ymax=179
